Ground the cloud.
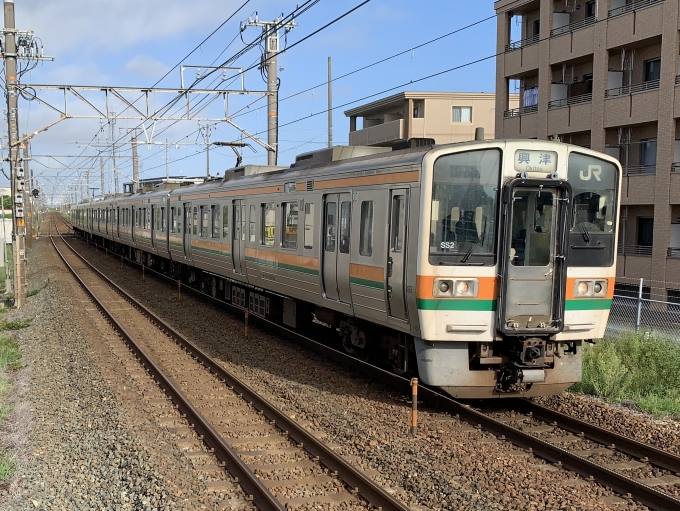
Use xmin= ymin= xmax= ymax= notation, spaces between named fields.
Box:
xmin=124 ymin=55 xmax=170 ymax=79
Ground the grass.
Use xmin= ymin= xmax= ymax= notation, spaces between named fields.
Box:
xmin=0 ymin=333 xmax=19 ymax=482
xmin=0 ymin=319 xmax=31 ymax=332
xmin=26 ymin=281 xmax=48 ymax=298
xmin=571 ymin=332 xmax=680 ymax=418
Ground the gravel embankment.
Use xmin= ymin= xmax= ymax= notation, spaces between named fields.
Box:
xmin=2 ymin=234 xmax=251 ymax=510
xmin=72 ymin=235 xmax=662 ymax=511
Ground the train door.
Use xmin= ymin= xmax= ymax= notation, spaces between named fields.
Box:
xmin=183 ymin=202 xmax=191 ymax=259
xmin=116 ymin=207 xmax=120 ymax=237
xmin=232 ymin=199 xmax=246 ymax=274
xmin=387 ymin=189 xmax=409 ymax=320
xmin=322 ymin=193 xmax=352 ymax=303
xmin=150 ymin=206 xmax=156 ymax=250
xmin=498 ymin=183 xmax=569 ymax=335
xmin=131 ymin=206 xmax=136 ymax=243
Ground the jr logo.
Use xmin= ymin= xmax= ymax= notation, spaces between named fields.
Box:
xmin=580 ymin=164 xmax=602 ymax=181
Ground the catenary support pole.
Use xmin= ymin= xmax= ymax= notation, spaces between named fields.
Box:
xmin=132 ymin=136 xmax=139 ymax=193
xmin=328 ymin=56 xmax=333 ymax=148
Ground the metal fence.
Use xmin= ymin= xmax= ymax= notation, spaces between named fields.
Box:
xmin=605 ymin=278 xmax=680 ymax=341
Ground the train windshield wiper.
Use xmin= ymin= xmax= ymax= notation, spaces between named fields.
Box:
xmin=579 ymin=224 xmax=591 ymax=243
xmin=461 ymin=223 xmax=487 ymax=264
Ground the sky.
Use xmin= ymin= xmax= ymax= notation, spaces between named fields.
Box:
xmin=5 ymin=0 xmax=500 ymax=204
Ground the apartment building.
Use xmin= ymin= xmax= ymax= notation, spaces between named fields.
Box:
xmin=495 ymin=0 xmax=680 ymax=299
xmin=345 ymin=92 xmax=517 ymax=147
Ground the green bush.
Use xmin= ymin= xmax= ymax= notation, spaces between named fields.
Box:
xmin=572 ymin=332 xmax=680 ymax=418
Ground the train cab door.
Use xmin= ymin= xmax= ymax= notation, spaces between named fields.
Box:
xmin=232 ymin=199 xmax=246 ymax=275
xmin=322 ymin=193 xmax=352 ymax=304
xmin=387 ymin=189 xmax=409 ymax=320
xmin=498 ymin=182 xmax=569 ymax=336
xmin=183 ymin=202 xmax=192 ymax=259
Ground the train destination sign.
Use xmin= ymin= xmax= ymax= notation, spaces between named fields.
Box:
xmin=514 ymin=150 xmax=558 ymax=173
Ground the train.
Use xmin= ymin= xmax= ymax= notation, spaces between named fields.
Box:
xmin=68 ymin=138 xmax=622 ymax=398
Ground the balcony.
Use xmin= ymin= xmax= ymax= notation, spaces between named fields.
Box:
xmin=668 ymin=247 xmax=680 ymax=258
xmin=550 ymin=16 xmax=595 ymax=37
xmin=608 ymin=0 xmax=663 ymax=18
xmin=605 ymin=80 xmax=660 ymax=98
xmin=548 ymin=93 xmax=592 ymax=109
xmin=505 ymin=34 xmax=539 ymax=52
xmin=624 ymin=164 xmax=656 ymax=175
xmin=348 ymin=119 xmax=404 ymax=147
xmin=618 ymin=245 xmax=653 ymax=256
xmin=503 ymin=105 xmax=538 ymax=118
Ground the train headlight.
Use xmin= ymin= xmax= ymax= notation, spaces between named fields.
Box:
xmin=594 ymin=282 xmax=602 ymax=294
xmin=577 ymin=282 xmax=589 ymax=295
xmin=456 ymin=281 xmax=470 ymax=295
xmin=439 ymin=281 xmax=450 ymax=293
xmin=594 ymin=280 xmax=607 ymax=297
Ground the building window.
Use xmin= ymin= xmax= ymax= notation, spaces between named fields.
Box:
xmin=261 ymin=203 xmax=275 ymax=246
xmin=452 ymin=106 xmax=472 ymax=123
xmin=645 ymin=59 xmax=661 ymax=82
xmin=304 ymin=202 xmax=315 ymax=249
xmin=282 ymin=202 xmax=298 ymax=250
xmin=413 ymin=100 xmax=424 ymax=119
xmin=359 ymin=201 xmax=374 ymax=257
xmin=637 ymin=217 xmax=654 ymax=246
xmin=640 ymin=139 xmax=657 ymax=167
xmin=222 ymin=206 xmax=229 ymax=238
xmin=586 ymin=1 xmax=595 ymax=18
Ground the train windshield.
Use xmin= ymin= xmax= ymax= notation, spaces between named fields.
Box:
xmin=429 ymin=149 xmax=501 ymax=265
xmin=568 ymin=152 xmax=619 ymax=267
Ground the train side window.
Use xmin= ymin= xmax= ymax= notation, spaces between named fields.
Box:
xmin=211 ymin=205 xmax=220 ymax=238
xmin=282 ymin=202 xmax=299 ymax=250
xmin=161 ymin=207 xmax=166 ymax=232
xmin=177 ymin=208 xmax=182 ymax=234
xmin=171 ymin=208 xmax=176 ymax=233
xmin=339 ymin=201 xmax=351 ymax=254
xmin=249 ymin=205 xmax=256 ymax=242
xmin=193 ymin=207 xmax=198 ymax=236
xmin=325 ymin=202 xmax=337 ymax=252
xmin=222 ymin=205 xmax=229 ymax=238
xmin=304 ymin=203 xmax=315 ymax=249
xmin=359 ymin=201 xmax=374 ymax=257
xmin=200 ymin=206 xmax=209 ymax=237
xmin=391 ymin=196 xmax=405 ymax=253
xmin=262 ymin=203 xmax=275 ymax=247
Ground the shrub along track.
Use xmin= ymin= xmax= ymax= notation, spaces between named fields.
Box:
xmin=50 ymin=220 xmax=410 ymax=511
xmin=61 ymin=212 xmax=680 ymax=510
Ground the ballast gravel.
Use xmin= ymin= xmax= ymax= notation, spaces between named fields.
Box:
xmin=2 ymin=234 xmax=249 ymax=510
xmin=68 ymin=235 xmax=676 ymax=511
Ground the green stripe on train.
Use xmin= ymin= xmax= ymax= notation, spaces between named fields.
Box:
xmin=417 ymin=299 xmax=496 ymax=311
xmin=245 ymin=256 xmax=319 ymax=276
xmin=350 ymin=277 xmax=384 ymax=290
xmin=564 ymin=299 xmax=612 ymax=311
xmin=192 ymin=245 xmax=231 ymax=257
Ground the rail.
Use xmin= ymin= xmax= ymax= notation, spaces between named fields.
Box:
xmin=608 ymin=0 xmax=663 ymax=18
xmin=623 ymin=164 xmax=656 ymax=175
xmin=50 ymin=218 xmax=410 ymax=511
xmin=618 ymin=244 xmax=653 ymax=256
xmin=503 ymin=104 xmax=538 ymax=118
xmin=505 ymin=34 xmax=539 ymax=52
xmin=550 ymin=16 xmax=596 ymax=37
xmin=605 ymin=79 xmax=660 ymax=98
xmin=548 ymin=93 xmax=592 ymax=109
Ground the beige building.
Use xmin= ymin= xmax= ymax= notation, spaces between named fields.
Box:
xmin=345 ymin=92 xmax=517 ymax=147
xmin=494 ymin=0 xmax=680 ymax=299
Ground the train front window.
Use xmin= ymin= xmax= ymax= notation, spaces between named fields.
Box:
xmin=429 ymin=149 xmax=501 ymax=265
xmin=568 ymin=153 xmax=619 ymax=267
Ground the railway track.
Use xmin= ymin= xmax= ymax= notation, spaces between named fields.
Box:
xmin=59 ymin=214 xmax=680 ymax=510
xmin=49 ymin=219 xmax=410 ymax=511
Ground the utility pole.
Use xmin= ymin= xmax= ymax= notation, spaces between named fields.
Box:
xmin=328 ymin=56 xmax=333 ymax=148
xmin=85 ymin=168 xmax=90 ymax=201
xmin=242 ymin=15 xmax=297 ymax=165
xmin=132 ymin=136 xmax=139 ymax=192
xmin=109 ymin=112 xmax=119 ymax=194
xmin=165 ymin=139 xmax=169 ymax=180
xmin=201 ymin=124 xmax=211 ymax=178
xmin=99 ymin=155 xmax=105 ymax=197
xmin=21 ymin=137 xmax=32 ymax=249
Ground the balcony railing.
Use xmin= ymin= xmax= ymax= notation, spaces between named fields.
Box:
xmin=623 ymin=164 xmax=656 ymax=175
xmin=550 ymin=16 xmax=596 ymax=37
xmin=548 ymin=93 xmax=592 ymax=109
xmin=668 ymin=247 xmax=680 ymax=258
xmin=505 ymin=34 xmax=539 ymax=52
xmin=672 ymin=162 xmax=680 ymax=173
xmin=503 ymin=104 xmax=538 ymax=118
xmin=605 ymin=79 xmax=660 ymax=98
xmin=608 ymin=0 xmax=663 ymax=18
xmin=618 ymin=245 xmax=653 ymax=256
